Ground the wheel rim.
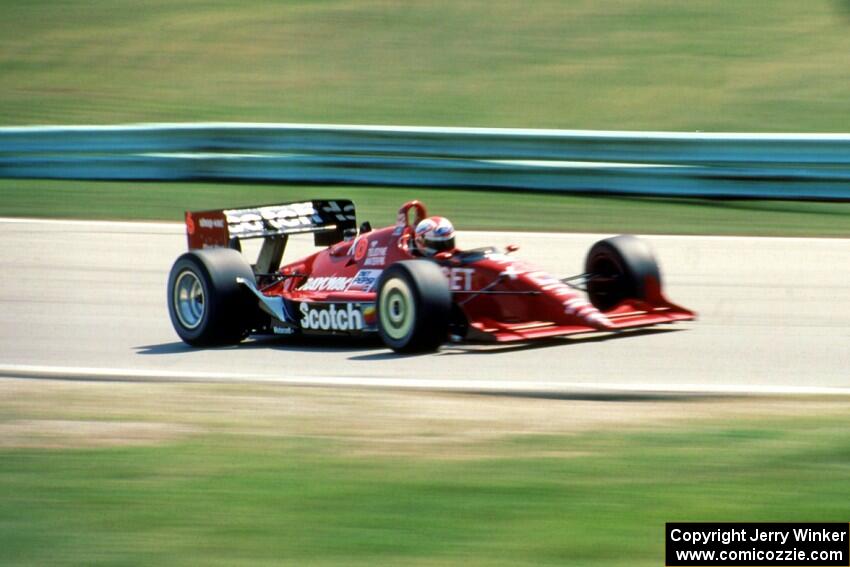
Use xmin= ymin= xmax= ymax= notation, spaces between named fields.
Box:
xmin=173 ymin=270 xmax=205 ymax=330
xmin=379 ymin=278 xmax=414 ymax=341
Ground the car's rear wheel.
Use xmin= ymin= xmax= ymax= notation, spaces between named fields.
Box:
xmin=585 ymin=235 xmax=661 ymax=311
xmin=167 ymin=248 xmax=257 ymax=346
xmin=376 ymin=260 xmax=451 ymax=353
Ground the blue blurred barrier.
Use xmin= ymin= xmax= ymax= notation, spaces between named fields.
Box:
xmin=1 ymin=123 xmax=849 ymax=199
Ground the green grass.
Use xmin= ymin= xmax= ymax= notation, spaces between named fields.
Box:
xmin=0 ymin=0 xmax=849 ymax=131
xmin=1 ymin=416 xmax=849 ymax=566
xmin=2 ymin=179 xmax=849 ymax=236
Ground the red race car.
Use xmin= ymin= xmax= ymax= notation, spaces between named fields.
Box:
xmin=167 ymin=199 xmax=694 ymax=352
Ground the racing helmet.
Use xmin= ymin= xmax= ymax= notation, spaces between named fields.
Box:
xmin=414 ymin=216 xmax=456 ymax=256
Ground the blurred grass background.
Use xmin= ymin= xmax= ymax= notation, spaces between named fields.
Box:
xmin=1 ymin=0 xmax=849 ymax=131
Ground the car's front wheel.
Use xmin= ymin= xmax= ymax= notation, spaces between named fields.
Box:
xmin=167 ymin=248 xmax=257 ymax=346
xmin=584 ymin=235 xmax=661 ymax=311
xmin=376 ymin=260 xmax=451 ymax=353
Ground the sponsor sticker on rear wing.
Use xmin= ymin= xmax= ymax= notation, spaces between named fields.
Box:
xmin=185 ymin=200 xmax=356 ymax=249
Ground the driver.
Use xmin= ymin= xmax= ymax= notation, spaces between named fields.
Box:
xmin=413 ymin=216 xmax=457 ymax=256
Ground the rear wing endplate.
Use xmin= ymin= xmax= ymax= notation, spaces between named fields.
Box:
xmin=185 ymin=199 xmax=356 ymax=250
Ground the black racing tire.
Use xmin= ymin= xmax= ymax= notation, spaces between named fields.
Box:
xmin=167 ymin=247 xmax=257 ymax=346
xmin=376 ymin=260 xmax=451 ymax=353
xmin=584 ymin=235 xmax=661 ymax=311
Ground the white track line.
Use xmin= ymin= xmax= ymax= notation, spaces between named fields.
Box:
xmin=4 ymin=122 xmax=850 ymax=140
xmin=0 ymin=217 xmax=179 ymax=231
xmin=1 ymin=364 xmax=848 ymax=397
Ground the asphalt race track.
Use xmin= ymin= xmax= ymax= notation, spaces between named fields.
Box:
xmin=0 ymin=218 xmax=848 ymax=395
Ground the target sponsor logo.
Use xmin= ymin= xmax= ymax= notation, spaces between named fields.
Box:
xmin=441 ymin=267 xmax=475 ymax=291
xmin=299 ymin=303 xmax=364 ymax=331
xmin=352 ymin=237 xmax=369 ymax=261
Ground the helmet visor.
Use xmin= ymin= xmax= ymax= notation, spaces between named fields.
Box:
xmin=424 ymin=236 xmax=455 ymax=253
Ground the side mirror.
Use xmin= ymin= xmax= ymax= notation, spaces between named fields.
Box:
xmin=505 ymin=244 xmax=519 ymax=254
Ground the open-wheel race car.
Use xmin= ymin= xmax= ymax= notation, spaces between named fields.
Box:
xmin=167 ymin=199 xmax=695 ymax=353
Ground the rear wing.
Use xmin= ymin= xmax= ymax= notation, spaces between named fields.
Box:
xmin=185 ymin=199 xmax=356 ymax=250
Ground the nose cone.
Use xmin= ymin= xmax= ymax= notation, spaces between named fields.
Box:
xmin=521 ymin=270 xmax=612 ymax=329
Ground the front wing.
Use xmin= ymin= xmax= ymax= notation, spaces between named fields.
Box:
xmin=467 ymin=299 xmax=694 ymax=342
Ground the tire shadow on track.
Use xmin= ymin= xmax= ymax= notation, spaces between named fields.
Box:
xmin=349 ymin=327 xmax=686 ymax=361
xmin=135 ymin=334 xmax=384 ymax=356
xmin=135 ymin=327 xmax=685 ymax=359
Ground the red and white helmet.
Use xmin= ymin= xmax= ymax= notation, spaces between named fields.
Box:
xmin=414 ymin=216 xmax=456 ymax=256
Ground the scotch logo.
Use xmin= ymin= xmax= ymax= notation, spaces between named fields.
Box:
xmin=299 ymin=303 xmax=364 ymax=331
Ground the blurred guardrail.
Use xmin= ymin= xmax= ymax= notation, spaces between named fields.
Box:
xmin=1 ymin=123 xmax=849 ymax=199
